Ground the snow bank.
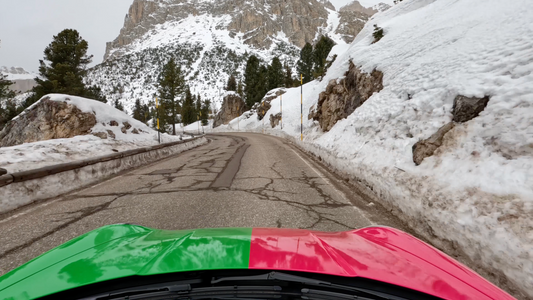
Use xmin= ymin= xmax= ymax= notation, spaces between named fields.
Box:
xmin=215 ymin=0 xmax=533 ymax=296
xmin=0 ymin=137 xmax=208 ymax=214
xmin=1 ymin=94 xmax=185 ymax=173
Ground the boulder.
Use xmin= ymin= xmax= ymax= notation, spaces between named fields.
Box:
xmin=309 ymin=62 xmax=383 ymax=131
xmin=0 ymin=97 xmax=97 ymax=147
xmin=270 ymin=113 xmax=282 ymax=128
xmin=213 ymin=93 xmax=245 ymax=128
xmin=452 ymin=95 xmax=490 ymax=123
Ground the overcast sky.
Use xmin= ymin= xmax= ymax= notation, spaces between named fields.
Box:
xmin=0 ymin=0 xmax=133 ymax=72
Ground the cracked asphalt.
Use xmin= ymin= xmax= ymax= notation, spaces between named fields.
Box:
xmin=0 ymin=133 xmax=409 ymax=275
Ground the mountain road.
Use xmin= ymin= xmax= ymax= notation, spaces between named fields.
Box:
xmin=0 ymin=133 xmax=411 ymax=275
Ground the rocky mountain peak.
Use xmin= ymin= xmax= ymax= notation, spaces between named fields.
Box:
xmin=104 ymin=0 xmax=374 ymax=60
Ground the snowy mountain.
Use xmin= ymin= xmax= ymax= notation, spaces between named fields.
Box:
xmin=214 ymin=0 xmax=533 ymax=297
xmin=0 ymin=66 xmax=37 ymax=93
xmin=86 ymin=0 xmax=379 ymax=113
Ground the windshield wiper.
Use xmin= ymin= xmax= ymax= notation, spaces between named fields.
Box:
xmin=211 ymin=271 xmax=406 ymax=300
xmin=102 ymin=285 xmax=288 ymax=300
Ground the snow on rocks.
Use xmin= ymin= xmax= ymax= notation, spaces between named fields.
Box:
xmin=215 ymin=0 xmax=533 ymax=297
xmin=0 ymin=94 xmax=182 ymax=173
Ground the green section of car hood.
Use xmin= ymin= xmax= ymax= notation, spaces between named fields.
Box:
xmin=0 ymin=224 xmax=252 ymax=300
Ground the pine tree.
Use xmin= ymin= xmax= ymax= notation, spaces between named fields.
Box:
xmin=296 ymin=43 xmax=313 ymax=84
xmin=0 ymin=74 xmax=15 ymax=100
xmin=226 ymin=74 xmax=237 ymax=91
xmin=312 ymin=36 xmax=335 ymax=78
xmin=267 ymin=57 xmax=284 ymax=91
xmin=283 ymin=62 xmax=294 ymax=88
xmin=26 ymin=29 xmax=94 ymax=107
xmin=244 ymin=55 xmax=261 ymax=108
xmin=157 ymin=57 xmax=185 ymax=135
xmin=113 ymin=99 xmax=124 ymax=111
xmin=237 ymin=80 xmax=244 ymax=98
xmin=0 ymin=73 xmax=19 ymax=129
xmin=181 ymin=87 xmax=195 ymax=125
xmin=258 ymin=65 xmax=268 ymax=99
xmin=132 ymin=99 xmax=150 ymax=123
xmin=201 ymin=99 xmax=210 ymax=126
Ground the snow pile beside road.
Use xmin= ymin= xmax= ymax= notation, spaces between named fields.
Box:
xmin=1 ymin=94 xmax=184 ymax=173
xmin=215 ymin=0 xmax=533 ymax=296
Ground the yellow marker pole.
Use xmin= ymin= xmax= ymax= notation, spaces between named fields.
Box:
xmin=156 ymin=97 xmax=160 ymax=144
xmin=237 ymin=106 xmax=240 ymax=132
xmin=300 ymin=74 xmax=303 ymax=141
xmin=197 ymin=113 xmax=200 ymax=135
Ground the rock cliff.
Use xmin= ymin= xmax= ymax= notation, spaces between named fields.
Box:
xmin=104 ymin=0 xmax=376 ymax=60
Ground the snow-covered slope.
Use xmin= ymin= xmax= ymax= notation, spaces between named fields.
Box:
xmin=215 ymin=0 xmax=533 ymax=297
xmin=0 ymin=94 xmax=182 ymax=173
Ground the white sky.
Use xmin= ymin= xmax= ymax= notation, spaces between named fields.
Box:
xmin=0 ymin=0 xmax=133 ymax=72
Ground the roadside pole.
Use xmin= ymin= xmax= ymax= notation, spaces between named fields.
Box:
xmin=300 ymin=74 xmax=303 ymax=141
xmin=237 ymin=105 xmax=240 ymax=131
xmin=197 ymin=113 xmax=200 ymax=135
xmin=280 ymin=94 xmax=283 ymax=130
xmin=156 ymin=97 xmax=160 ymax=144
xmin=262 ymin=101 xmax=264 ymax=134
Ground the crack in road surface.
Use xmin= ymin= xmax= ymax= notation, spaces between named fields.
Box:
xmin=0 ymin=133 xmax=403 ymax=276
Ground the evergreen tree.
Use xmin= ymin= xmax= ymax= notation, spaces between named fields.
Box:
xmin=132 ymin=99 xmax=150 ymax=123
xmin=157 ymin=57 xmax=185 ymax=135
xmin=0 ymin=73 xmax=15 ymax=100
xmin=267 ymin=57 xmax=284 ymax=91
xmin=85 ymin=85 xmax=107 ymax=103
xmin=226 ymin=74 xmax=237 ymax=91
xmin=0 ymin=74 xmax=19 ymax=129
xmin=26 ymin=29 xmax=93 ymax=107
xmin=113 ymin=99 xmax=124 ymax=111
xmin=244 ymin=55 xmax=263 ymax=107
xmin=312 ymin=35 xmax=335 ymax=78
xmin=201 ymin=99 xmax=210 ymax=126
xmin=283 ymin=62 xmax=294 ymax=88
xmin=237 ymin=80 xmax=244 ymax=98
xmin=296 ymin=43 xmax=313 ymax=84
xmin=258 ymin=65 xmax=268 ymax=99
xmin=181 ymin=87 xmax=196 ymax=125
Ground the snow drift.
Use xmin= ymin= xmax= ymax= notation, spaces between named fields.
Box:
xmin=215 ymin=0 xmax=533 ymax=297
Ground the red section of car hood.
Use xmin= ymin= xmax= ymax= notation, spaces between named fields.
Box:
xmin=249 ymin=227 xmax=514 ymax=300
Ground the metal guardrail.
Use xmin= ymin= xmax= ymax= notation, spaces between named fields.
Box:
xmin=0 ymin=136 xmax=204 ymax=188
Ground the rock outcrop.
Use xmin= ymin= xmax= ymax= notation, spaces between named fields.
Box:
xmin=0 ymin=97 xmax=97 ymax=147
xmin=335 ymin=2 xmax=377 ymax=43
xmin=412 ymin=123 xmax=455 ymax=166
xmin=412 ymin=95 xmax=491 ymax=165
xmin=213 ymin=93 xmax=245 ymax=128
xmin=309 ymin=62 xmax=384 ymax=131
xmin=257 ymin=89 xmax=286 ymax=120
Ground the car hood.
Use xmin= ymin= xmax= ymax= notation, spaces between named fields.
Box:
xmin=0 ymin=225 xmax=513 ymax=300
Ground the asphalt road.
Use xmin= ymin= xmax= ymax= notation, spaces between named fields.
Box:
xmin=0 ymin=133 xmax=409 ymax=276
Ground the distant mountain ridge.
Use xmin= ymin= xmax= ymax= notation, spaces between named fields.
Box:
xmin=0 ymin=66 xmax=37 ymax=93
xmin=88 ymin=0 xmax=388 ymax=112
